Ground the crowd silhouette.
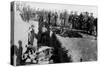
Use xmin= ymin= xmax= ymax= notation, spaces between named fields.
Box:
xmin=19 ymin=7 xmax=97 ymax=36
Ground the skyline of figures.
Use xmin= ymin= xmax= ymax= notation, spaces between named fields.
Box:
xmin=11 ymin=1 xmax=97 ymax=66
xmin=18 ymin=5 xmax=97 ymax=36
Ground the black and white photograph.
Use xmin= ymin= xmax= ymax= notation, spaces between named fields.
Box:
xmin=10 ymin=1 xmax=97 ymax=66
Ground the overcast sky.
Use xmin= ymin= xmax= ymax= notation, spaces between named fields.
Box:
xmin=16 ymin=1 xmax=98 ymax=17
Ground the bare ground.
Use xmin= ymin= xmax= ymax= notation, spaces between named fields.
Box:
xmin=56 ymin=34 xmax=97 ymax=62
